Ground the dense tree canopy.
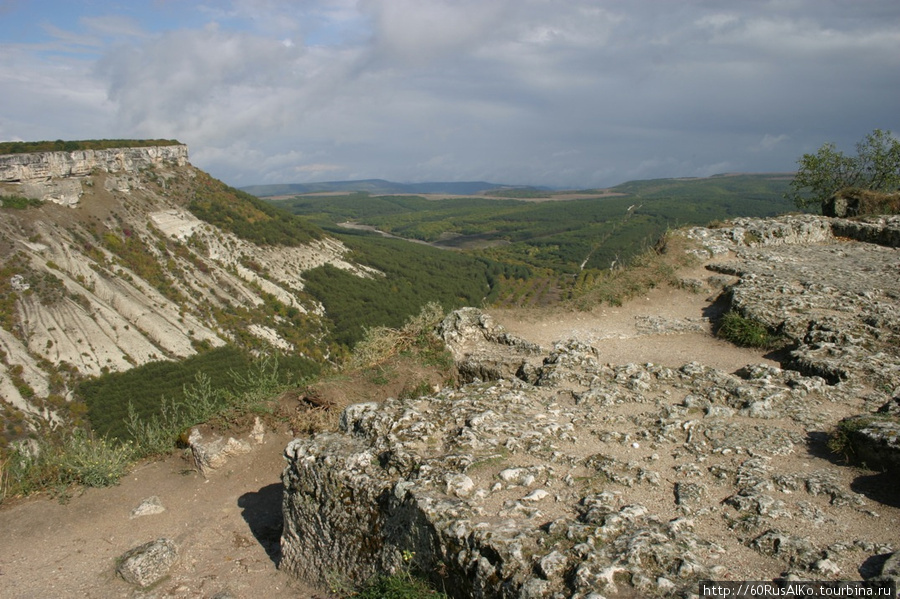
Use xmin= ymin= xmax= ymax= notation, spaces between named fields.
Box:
xmin=786 ymin=129 xmax=900 ymax=209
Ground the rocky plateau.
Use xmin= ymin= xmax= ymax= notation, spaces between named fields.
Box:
xmin=281 ymin=215 xmax=900 ymax=598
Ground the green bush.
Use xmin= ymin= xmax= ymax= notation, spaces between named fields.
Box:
xmin=0 ymin=195 xmax=43 ymax=209
xmin=56 ymin=430 xmax=134 ymax=487
xmin=716 ymin=311 xmax=783 ymax=348
xmin=1 ymin=429 xmax=134 ymax=501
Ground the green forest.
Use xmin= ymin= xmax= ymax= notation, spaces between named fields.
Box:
xmin=188 ymin=172 xmax=322 ymax=246
xmin=275 ymin=174 xmax=794 ymax=274
xmin=302 ymin=234 xmax=516 ymax=347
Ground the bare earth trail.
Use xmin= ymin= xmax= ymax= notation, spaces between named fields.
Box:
xmin=0 ymin=280 xmax=780 ymax=598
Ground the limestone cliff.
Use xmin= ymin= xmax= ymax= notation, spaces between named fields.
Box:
xmin=0 ymin=145 xmax=189 ymax=207
xmin=0 ymin=144 xmax=371 ymax=428
xmin=0 ymin=145 xmax=189 ymax=182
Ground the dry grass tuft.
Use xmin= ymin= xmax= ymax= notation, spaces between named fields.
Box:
xmin=571 ymin=232 xmax=701 ymax=309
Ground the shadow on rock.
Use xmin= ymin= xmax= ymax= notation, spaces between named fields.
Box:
xmin=805 ymin=431 xmax=900 ymax=508
xmin=238 ymin=483 xmax=284 ymax=565
xmin=850 ymin=472 xmax=900 ymax=509
xmin=805 ymin=431 xmax=842 ymax=463
xmin=859 ymin=552 xmax=893 ymax=579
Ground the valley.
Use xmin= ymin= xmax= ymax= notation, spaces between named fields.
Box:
xmin=6 ymin=141 xmax=896 ymax=598
xmin=0 ymin=143 xmax=798 ymax=488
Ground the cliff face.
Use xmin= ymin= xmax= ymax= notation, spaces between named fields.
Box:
xmin=0 ymin=145 xmax=189 ymax=207
xmin=0 ymin=145 xmax=371 ymax=426
xmin=0 ymin=145 xmax=189 ymax=183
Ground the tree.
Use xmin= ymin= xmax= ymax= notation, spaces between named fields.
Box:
xmin=786 ymin=129 xmax=900 ymax=209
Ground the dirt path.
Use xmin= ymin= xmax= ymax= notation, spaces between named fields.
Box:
xmin=0 ymin=280 xmax=776 ymax=598
xmin=0 ymin=429 xmax=324 ymax=599
xmin=490 ymin=278 xmax=777 ymax=373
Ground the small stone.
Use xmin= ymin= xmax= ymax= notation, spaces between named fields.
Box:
xmin=814 ymin=558 xmax=841 ymax=577
xmin=250 ymin=416 xmax=265 ymax=444
xmin=117 ymin=538 xmax=178 ymax=588
xmin=522 ymin=489 xmax=550 ymax=502
xmin=445 ymin=474 xmax=475 ymax=498
xmin=538 ymin=550 xmax=568 ymax=579
xmin=674 ymin=482 xmax=706 ymax=506
xmin=129 ymin=496 xmax=165 ymax=519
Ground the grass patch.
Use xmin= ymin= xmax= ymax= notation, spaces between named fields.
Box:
xmin=346 ymin=303 xmax=448 ymax=370
xmin=289 ymin=305 xmax=455 ymax=435
xmin=2 ymin=352 xmax=314 ymax=502
xmin=716 ymin=311 xmax=784 ymax=349
xmin=1 ymin=429 xmax=134 ymax=501
xmin=0 ymin=195 xmax=43 ymax=209
xmin=352 ymin=574 xmax=448 ymax=599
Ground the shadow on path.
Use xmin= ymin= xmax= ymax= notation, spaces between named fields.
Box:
xmin=238 ymin=483 xmax=284 ymax=565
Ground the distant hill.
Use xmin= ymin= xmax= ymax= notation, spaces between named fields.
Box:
xmin=242 ymin=179 xmax=551 ymax=197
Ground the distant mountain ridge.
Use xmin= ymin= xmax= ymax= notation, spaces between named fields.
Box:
xmin=242 ymin=179 xmax=550 ymax=197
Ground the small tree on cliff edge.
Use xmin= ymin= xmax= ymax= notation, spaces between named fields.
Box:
xmin=786 ymin=129 xmax=900 ymax=210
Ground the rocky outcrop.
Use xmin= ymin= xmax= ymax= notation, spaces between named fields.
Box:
xmin=836 ymin=411 xmax=900 ymax=476
xmin=687 ymin=215 xmax=900 ymax=388
xmin=282 ymin=345 xmax=895 ymax=596
xmin=281 ymin=215 xmax=900 ymax=597
xmin=0 ymin=145 xmax=188 ymax=206
xmin=0 ymin=145 xmax=188 ymax=183
xmin=438 ymin=307 xmax=542 ymax=383
xmin=823 ymin=188 xmax=900 ymax=219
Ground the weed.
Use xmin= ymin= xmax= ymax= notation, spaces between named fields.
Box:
xmin=56 ymin=430 xmax=134 ymax=487
xmin=352 ymin=574 xmax=447 ymax=599
xmin=0 ymin=429 xmax=133 ymax=501
xmin=353 ymin=550 xmax=448 ymax=599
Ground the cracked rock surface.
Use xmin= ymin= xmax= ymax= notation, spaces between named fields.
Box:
xmin=281 ymin=215 xmax=900 ymax=598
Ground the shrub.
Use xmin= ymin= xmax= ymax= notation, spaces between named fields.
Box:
xmin=347 ymin=303 xmax=446 ymax=369
xmin=0 ymin=195 xmax=43 ymax=209
xmin=56 ymin=430 xmax=134 ymax=487
xmin=716 ymin=311 xmax=783 ymax=349
xmin=0 ymin=429 xmax=133 ymax=501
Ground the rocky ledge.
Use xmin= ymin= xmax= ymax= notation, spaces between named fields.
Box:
xmin=281 ymin=215 xmax=900 ymax=598
xmin=0 ymin=144 xmax=188 ymax=206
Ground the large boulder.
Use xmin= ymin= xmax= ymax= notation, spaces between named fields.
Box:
xmin=836 ymin=413 xmax=900 ymax=476
xmin=823 ymin=188 xmax=900 ymax=218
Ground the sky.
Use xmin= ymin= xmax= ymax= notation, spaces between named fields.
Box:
xmin=1 ymin=1 xmax=899 ymax=189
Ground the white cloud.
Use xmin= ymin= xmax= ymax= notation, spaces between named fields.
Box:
xmin=1 ymin=0 xmax=899 ymax=187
